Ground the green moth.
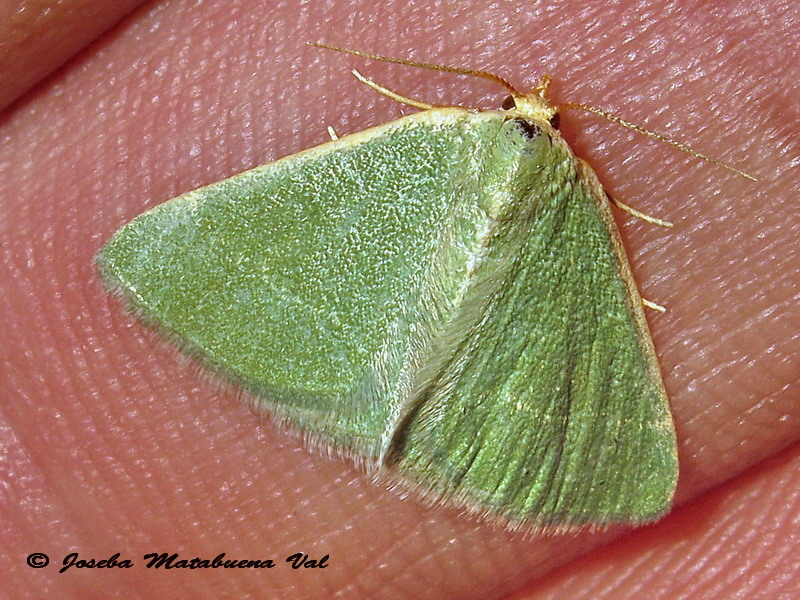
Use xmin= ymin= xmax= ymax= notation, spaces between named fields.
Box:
xmin=97 ymin=47 xmax=686 ymax=531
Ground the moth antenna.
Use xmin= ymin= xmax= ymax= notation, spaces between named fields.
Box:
xmin=310 ymin=42 xmax=522 ymax=96
xmin=560 ymin=103 xmax=757 ymax=181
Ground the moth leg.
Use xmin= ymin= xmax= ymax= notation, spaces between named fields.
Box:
xmin=351 ymin=69 xmax=462 ymax=111
xmin=605 ymin=193 xmax=669 ymax=311
xmin=326 ymin=125 xmax=339 ymax=141
xmin=608 ymin=194 xmax=673 ymax=228
xmin=642 ymin=297 xmax=667 ymax=312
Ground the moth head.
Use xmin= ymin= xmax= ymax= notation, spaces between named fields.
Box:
xmin=502 ymin=75 xmax=560 ymax=129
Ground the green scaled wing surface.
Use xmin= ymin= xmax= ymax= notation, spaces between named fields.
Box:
xmin=98 ymin=108 xmax=677 ymax=529
xmin=386 ymin=121 xmax=677 ymax=528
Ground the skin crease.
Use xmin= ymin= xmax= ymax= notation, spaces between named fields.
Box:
xmin=0 ymin=0 xmax=145 ymax=112
xmin=0 ymin=0 xmax=798 ymax=598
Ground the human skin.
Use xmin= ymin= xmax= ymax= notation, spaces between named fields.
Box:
xmin=1 ymin=1 xmax=798 ymax=598
xmin=0 ymin=0 xmax=145 ymax=112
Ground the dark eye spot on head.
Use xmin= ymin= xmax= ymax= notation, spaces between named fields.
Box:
xmin=549 ymin=112 xmax=561 ymax=129
xmin=502 ymin=95 xmax=516 ymax=110
xmin=511 ymin=117 xmax=539 ymax=139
